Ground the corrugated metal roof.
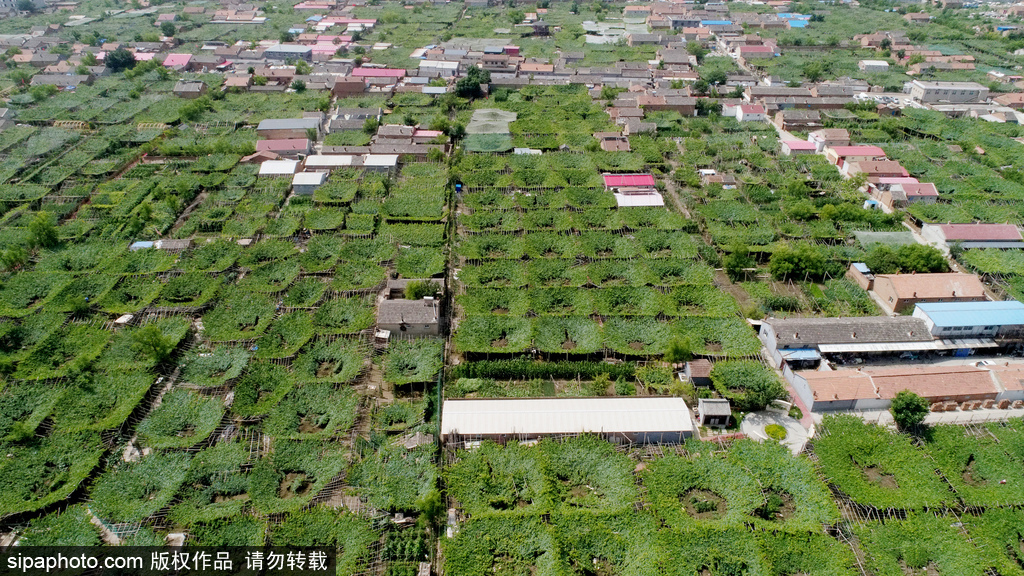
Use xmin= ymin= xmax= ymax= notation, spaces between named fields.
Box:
xmin=441 ymin=397 xmax=693 ymax=437
xmin=603 ymin=173 xmax=656 ymax=187
xmin=614 ymin=192 xmax=664 ymax=207
xmin=817 ymin=338 xmax=997 ymax=353
xmin=257 ymin=118 xmax=321 ymax=130
xmin=258 ymin=159 xmax=299 ymax=175
xmin=916 ymin=301 xmax=1024 ymax=327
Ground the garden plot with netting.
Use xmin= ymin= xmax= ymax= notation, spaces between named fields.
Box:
xmin=0 ymin=81 xmax=446 ymax=568
xmin=441 ymin=436 xmax=859 ymax=576
xmin=452 ymin=144 xmax=761 ymax=363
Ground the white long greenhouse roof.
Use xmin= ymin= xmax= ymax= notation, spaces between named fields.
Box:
xmin=441 ymin=397 xmax=693 ymax=438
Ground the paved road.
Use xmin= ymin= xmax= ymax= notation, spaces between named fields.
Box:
xmin=741 ymin=410 xmax=809 ymax=454
xmin=812 ymin=407 xmax=1024 ymax=428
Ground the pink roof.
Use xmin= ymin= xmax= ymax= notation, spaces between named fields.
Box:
xmin=351 ymin=67 xmax=405 ymax=77
xmin=163 ymin=53 xmax=192 ymax=67
xmin=782 ymin=140 xmax=817 ymax=149
xmin=829 ymin=145 xmax=886 ymax=157
xmin=133 ymin=52 xmax=155 ymax=61
xmin=256 ymin=139 xmax=310 ymax=152
xmin=603 ymin=174 xmax=656 ymax=187
xmin=900 ymin=182 xmax=938 ymax=197
xmin=738 ymin=105 xmax=765 ymax=114
xmin=939 ymin=223 xmax=1022 ymax=241
xmin=413 ymin=129 xmax=442 ymax=137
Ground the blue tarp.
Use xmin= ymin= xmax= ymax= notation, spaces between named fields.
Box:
xmin=780 ymin=349 xmax=822 ymax=361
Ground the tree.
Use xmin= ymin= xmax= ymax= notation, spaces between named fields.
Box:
xmin=0 ymin=245 xmax=28 ymax=271
xmin=106 ymin=47 xmax=136 ymax=72
xmin=280 ymin=30 xmax=295 ymax=43
xmin=897 ymin=243 xmax=947 ymax=273
xmin=291 ymin=79 xmax=306 ymax=92
xmin=294 ymin=59 xmax=312 ymax=75
xmin=363 ymin=116 xmax=379 ymax=135
xmin=784 ymin=200 xmax=817 ymax=221
xmin=429 ymin=115 xmax=450 ymax=133
xmin=802 ymin=61 xmax=824 ymax=82
xmin=9 ymin=70 xmax=30 ymax=86
xmin=179 ymin=96 xmax=212 ymax=122
xmin=890 ymin=390 xmax=928 ymax=430
xmin=695 ymin=97 xmax=721 ymax=116
xmin=405 ymin=280 xmax=440 ymax=300
xmin=132 ymin=324 xmax=177 ymax=364
xmin=160 ymin=21 xmax=176 ymax=37
xmin=865 ymin=243 xmax=947 ymax=274
xmin=879 ymin=37 xmax=892 ymax=50
xmin=864 ymin=244 xmax=901 ymax=275
xmin=448 ymin=122 xmax=466 ymax=140
xmin=704 ymin=69 xmax=727 ymax=86
xmin=28 ymin=212 xmax=58 ymax=249
xmin=686 ymin=40 xmax=707 ymax=64
xmin=769 ymin=243 xmax=826 ymax=280
xmin=508 ymin=9 xmax=525 ymax=24
xmin=455 ymin=65 xmax=490 ymax=99
xmin=16 ymin=0 xmax=37 ymax=11
xmin=663 ymin=337 xmax=693 ymax=363
xmin=723 ymin=242 xmax=755 ymax=281
xmin=29 ymin=84 xmax=57 ymax=102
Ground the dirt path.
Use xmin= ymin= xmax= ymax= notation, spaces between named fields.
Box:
xmin=166 ymin=191 xmax=208 ymax=237
xmin=662 ymin=139 xmax=691 ymax=218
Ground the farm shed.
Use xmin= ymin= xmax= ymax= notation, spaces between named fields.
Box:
xmin=258 ymin=159 xmax=299 ymax=177
xmin=872 ymin=272 xmax=987 ymax=313
xmin=441 ymin=397 xmax=695 ymax=445
xmin=921 ymin=223 xmax=1024 ymax=249
xmin=173 ymin=80 xmax=207 ymax=99
xmin=685 ymin=359 xmax=713 ymax=386
xmin=913 ymin=301 xmax=1024 ymax=338
xmin=363 ymin=154 xmax=399 ymax=174
xmin=256 ymin=118 xmax=322 ymax=140
xmin=760 ymin=316 xmax=934 ymax=366
xmin=697 ymin=398 xmax=731 ymax=428
xmin=292 ymin=171 xmax=326 ymax=195
xmin=377 ymin=298 xmax=440 ymax=336
xmin=791 ymin=365 xmax=999 ymax=412
xmin=256 ymin=138 xmax=311 ymax=158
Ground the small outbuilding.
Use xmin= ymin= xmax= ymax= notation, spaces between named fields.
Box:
xmin=292 ymin=171 xmax=327 ymax=194
xmin=697 ymin=398 xmax=731 ymax=428
xmin=258 ymin=159 xmax=299 ymax=177
xmin=377 ymin=297 xmax=441 ymax=336
xmin=685 ymin=359 xmax=713 ymax=386
xmin=173 ymin=80 xmax=207 ymax=99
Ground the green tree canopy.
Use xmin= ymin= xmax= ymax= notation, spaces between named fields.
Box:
xmin=890 ymin=390 xmax=928 ymax=430
xmin=769 ymin=243 xmax=827 ymax=280
xmin=106 ymin=47 xmax=136 ymax=72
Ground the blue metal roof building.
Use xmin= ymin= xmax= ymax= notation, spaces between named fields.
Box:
xmin=914 ymin=301 xmax=1024 ymax=337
